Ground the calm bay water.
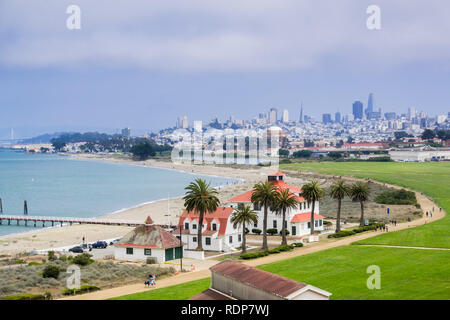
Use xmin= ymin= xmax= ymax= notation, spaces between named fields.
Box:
xmin=0 ymin=151 xmax=237 ymax=237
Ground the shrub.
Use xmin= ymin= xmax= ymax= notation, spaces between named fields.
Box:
xmin=323 ymin=221 xmax=332 ymax=226
xmin=268 ymin=248 xmax=281 ymax=254
xmin=240 ymin=251 xmax=269 ymax=260
xmin=279 ymin=229 xmax=290 ymax=235
xmin=278 ymin=245 xmax=293 ymax=252
xmin=292 ymin=242 xmax=303 ymax=248
xmin=61 ymin=285 xmax=100 ymax=296
xmin=146 ymin=257 xmax=157 ymax=265
xmin=42 ymin=265 xmax=60 ymax=279
xmin=72 ymin=253 xmax=93 ymax=266
xmin=47 ymin=251 xmax=56 ymax=261
xmin=245 ymin=228 xmax=249 ymax=234
xmin=375 ymin=189 xmax=417 ymax=205
xmin=28 ymin=262 xmax=41 ymax=266
xmin=252 ymin=228 xmax=262 ymax=235
xmin=1 ymin=293 xmax=51 ymax=300
xmin=267 ymin=228 xmax=278 ymax=236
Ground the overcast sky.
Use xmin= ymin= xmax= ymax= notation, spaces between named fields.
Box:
xmin=1 ymin=0 xmax=450 ymax=138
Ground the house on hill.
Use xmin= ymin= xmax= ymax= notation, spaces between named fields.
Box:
xmin=227 ymin=171 xmax=325 ymax=237
xmin=114 ymin=216 xmax=184 ymax=262
xmin=178 ymin=207 xmax=242 ymax=252
xmin=190 ymin=260 xmax=331 ymax=300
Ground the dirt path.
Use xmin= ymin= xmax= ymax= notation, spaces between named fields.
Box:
xmin=60 ymin=174 xmax=446 ymax=300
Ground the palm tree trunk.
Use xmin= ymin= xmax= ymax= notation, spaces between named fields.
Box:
xmin=281 ymin=208 xmax=287 ymax=246
xmin=359 ymin=201 xmax=365 ymax=227
xmin=262 ymin=205 xmax=268 ymax=251
xmin=197 ymin=212 xmax=204 ymax=251
xmin=242 ymin=223 xmax=246 ymax=254
xmin=310 ymin=201 xmax=315 ymax=235
xmin=336 ymin=198 xmax=342 ymax=233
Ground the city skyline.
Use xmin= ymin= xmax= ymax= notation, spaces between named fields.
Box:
xmin=1 ymin=1 xmax=450 ymax=138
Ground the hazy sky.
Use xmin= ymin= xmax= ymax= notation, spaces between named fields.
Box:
xmin=1 ymin=0 xmax=450 ymax=138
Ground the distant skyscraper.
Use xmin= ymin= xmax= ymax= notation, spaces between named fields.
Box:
xmin=269 ymin=108 xmax=278 ymax=124
xmin=299 ymin=102 xmax=304 ymax=123
xmin=335 ymin=111 xmax=341 ymax=124
xmin=353 ymin=101 xmax=364 ymax=120
xmin=121 ymin=127 xmax=131 ymax=138
xmin=366 ymin=93 xmax=374 ymax=118
xmin=181 ymin=116 xmax=188 ymax=129
xmin=408 ymin=107 xmax=416 ymax=121
xmin=282 ymin=109 xmax=289 ymax=123
xmin=322 ymin=113 xmax=332 ymax=124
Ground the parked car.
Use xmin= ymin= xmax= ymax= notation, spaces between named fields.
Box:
xmin=109 ymin=239 xmax=120 ymax=245
xmin=91 ymin=241 xmax=108 ymax=249
xmin=69 ymin=246 xmax=84 ymax=253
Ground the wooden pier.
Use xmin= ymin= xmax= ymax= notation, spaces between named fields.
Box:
xmin=0 ymin=215 xmax=148 ymax=228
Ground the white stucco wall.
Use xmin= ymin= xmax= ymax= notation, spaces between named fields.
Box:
xmin=114 ymin=246 xmax=165 ymax=262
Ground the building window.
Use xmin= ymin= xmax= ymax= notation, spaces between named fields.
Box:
xmin=193 ymin=237 xmax=197 ymax=242
xmin=237 ymin=203 xmax=245 ymax=210
xmin=315 ymin=220 xmax=318 ymax=227
xmin=212 ymin=223 xmax=217 ymax=231
xmin=253 ymin=203 xmax=261 ymax=211
xmin=254 ymin=222 xmax=258 ymax=228
xmin=192 ymin=224 xmax=197 ymax=229
xmin=144 ymin=249 xmax=152 ymax=256
xmin=238 ymin=234 xmax=242 ymax=242
xmin=284 ymin=220 xmax=287 ymax=228
xmin=319 ymin=220 xmax=323 ymax=226
xmin=307 ymin=222 xmax=311 ymax=229
xmin=126 ymin=248 xmax=133 ymax=255
xmin=273 ymin=220 xmax=277 ymax=228
xmin=184 ymin=222 xmax=189 ymax=230
xmin=205 ymin=237 xmax=211 ymax=245
xmin=229 ymin=236 xmax=233 ymax=243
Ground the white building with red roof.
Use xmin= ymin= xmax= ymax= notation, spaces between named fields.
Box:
xmin=178 ymin=207 xmax=243 ymax=252
xmin=228 ymin=171 xmax=324 ymax=237
xmin=115 ymin=217 xmax=184 ymax=262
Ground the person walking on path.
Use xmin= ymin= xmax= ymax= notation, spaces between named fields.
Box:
xmin=430 ymin=211 xmax=433 ymax=218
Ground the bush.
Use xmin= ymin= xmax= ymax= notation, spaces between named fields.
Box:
xmin=323 ymin=220 xmax=332 ymax=226
xmin=28 ymin=262 xmax=41 ymax=266
xmin=279 ymin=229 xmax=290 ymax=235
xmin=268 ymin=248 xmax=281 ymax=254
xmin=292 ymin=242 xmax=303 ymax=248
xmin=47 ymin=251 xmax=56 ymax=261
xmin=1 ymin=293 xmax=51 ymax=300
xmin=72 ymin=253 xmax=93 ymax=266
xmin=146 ymin=257 xmax=157 ymax=265
xmin=375 ymin=189 xmax=417 ymax=205
xmin=327 ymin=223 xmax=385 ymax=238
xmin=278 ymin=245 xmax=293 ymax=252
xmin=240 ymin=251 xmax=269 ymax=260
xmin=252 ymin=228 xmax=262 ymax=235
xmin=61 ymin=285 xmax=100 ymax=296
xmin=42 ymin=265 xmax=60 ymax=279
xmin=245 ymin=228 xmax=249 ymax=234
xmin=267 ymin=228 xmax=278 ymax=236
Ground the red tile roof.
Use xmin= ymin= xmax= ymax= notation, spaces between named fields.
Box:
xmin=291 ymin=212 xmax=324 ymax=223
xmin=228 ymin=180 xmax=304 ymax=202
xmin=210 ymin=260 xmax=306 ymax=298
xmin=268 ymin=170 xmax=286 ymax=176
xmin=178 ymin=207 xmax=234 ymax=236
xmin=116 ymin=225 xmax=183 ymax=249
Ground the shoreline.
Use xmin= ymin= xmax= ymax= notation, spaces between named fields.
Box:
xmin=0 ymin=154 xmax=263 ymax=255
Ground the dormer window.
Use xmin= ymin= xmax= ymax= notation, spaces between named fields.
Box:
xmin=212 ymin=223 xmax=217 ymax=231
xmin=192 ymin=224 xmax=197 ymax=229
xmin=184 ymin=222 xmax=189 ymax=230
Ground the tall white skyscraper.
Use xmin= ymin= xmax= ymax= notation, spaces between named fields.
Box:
xmin=269 ymin=108 xmax=278 ymax=124
xmin=408 ymin=107 xmax=416 ymax=120
xmin=282 ymin=109 xmax=289 ymax=123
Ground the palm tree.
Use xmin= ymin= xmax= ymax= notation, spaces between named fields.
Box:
xmin=183 ymin=178 xmax=220 ymax=251
xmin=273 ymin=188 xmax=299 ymax=246
xmin=251 ymin=181 xmax=277 ymax=251
xmin=350 ymin=182 xmax=371 ymax=227
xmin=301 ymin=180 xmax=325 ymax=235
xmin=230 ymin=205 xmax=258 ymax=253
xmin=329 ymin=179 xmax=351 ymax=233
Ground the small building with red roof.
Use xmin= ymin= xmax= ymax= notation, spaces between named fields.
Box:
xmin=228 ymin=171 xmax=324 ymax=237
xmin=190 ymin=260 xmax=331 ymax=300
xmin=178 ymin=207 xmax=243 ymax=252
xmin=115 ymin=216 xmax=184 ymax=262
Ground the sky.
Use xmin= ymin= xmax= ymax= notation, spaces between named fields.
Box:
xmin=1 ymin=0 xmax=450 ymax=138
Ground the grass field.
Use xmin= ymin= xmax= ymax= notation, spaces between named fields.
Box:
xmin=109 ymin=278 xmax=210 ymax=300
xmin=281 ymin=162 xmax=450 ymax=249
xmin=111 ymin=246 xmax=450 ymax=300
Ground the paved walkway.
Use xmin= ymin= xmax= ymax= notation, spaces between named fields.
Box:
xmin=60 ymin=174 xmax=446 ymax=300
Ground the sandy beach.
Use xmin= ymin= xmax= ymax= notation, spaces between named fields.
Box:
xmin=0 ymin=154 xmax=312 ymax=255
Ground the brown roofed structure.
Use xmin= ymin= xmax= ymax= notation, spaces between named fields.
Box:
xmin=116 ymin=225 xmax=182 ymax=249
xmin=189 ymin=288 xmax=233 ymax=300
xmin=210 ymin=260 xmax=306 ymax=298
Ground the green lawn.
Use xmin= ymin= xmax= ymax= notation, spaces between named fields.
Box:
xmin=281 ymin=162 xmax=450 ymax=249
xmin=111 ymin=246 xmax=450 ymax=300
xmin=109 ymin=278 xmax=210 ymax=300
